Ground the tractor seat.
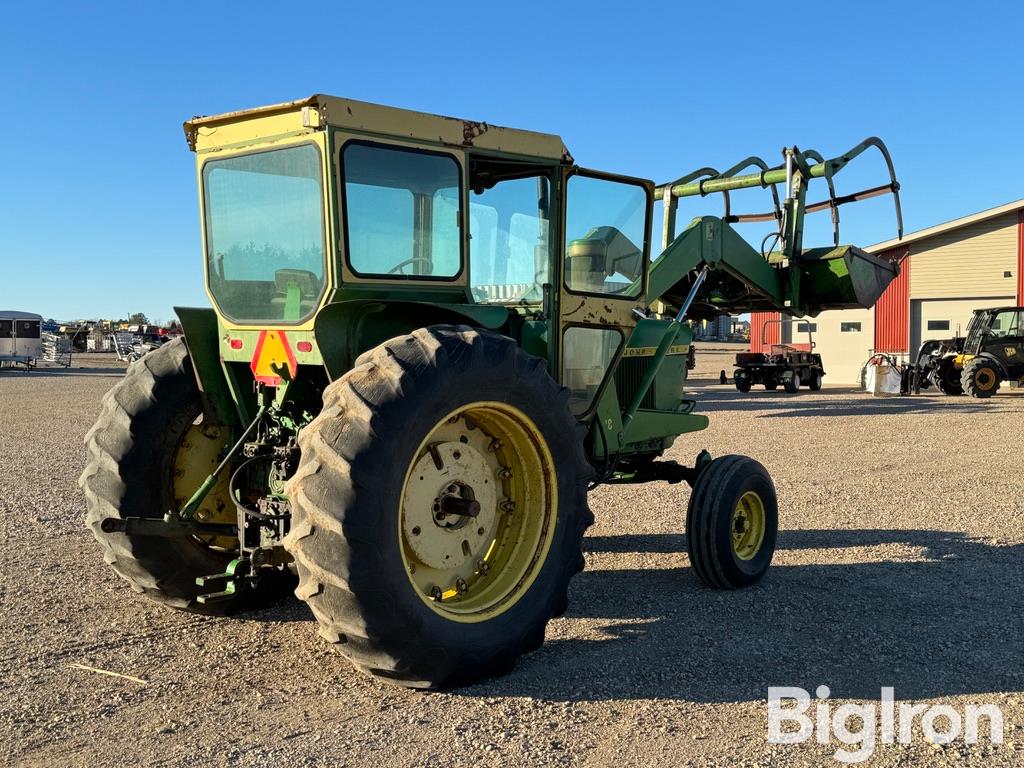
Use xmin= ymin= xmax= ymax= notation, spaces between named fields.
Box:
xmin=270 ymin=269 xmax=321 ymax=319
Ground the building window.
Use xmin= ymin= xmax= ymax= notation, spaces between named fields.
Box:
xmin=927 ymin=320 xmax=950 ymax=332
xmin=796 ymin=322 xmax=817 ymax=333
xmin=840 ymin=322 xmax=862 ymax=333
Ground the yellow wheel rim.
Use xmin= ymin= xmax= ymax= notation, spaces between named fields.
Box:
xmin=976 ymin=368 xmax=997 ymax=390
xmin=400 ymin=402 xmax=557 ymax=622
xmin=731 ymin=491 xmax=766 ymax=561
xmin=172 ymin=415 xmax=236 ymax=550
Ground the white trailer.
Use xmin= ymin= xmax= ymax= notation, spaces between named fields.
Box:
xmin=0 ymin=311 xmax=43 ymax=369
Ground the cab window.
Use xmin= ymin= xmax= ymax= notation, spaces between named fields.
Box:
xmin=203 ymin=144 xmax=326 ymax=323
xmin=343 ymin=143 xmax=462 ymax=278
xmin=564 ymin=175 xmax=648 ymax=297
xmin=469 ymin=175 xmax=550 ymax=303
xmin=989 ymin=310 xmax=1022 ymax=338
xmin=562 ymin=326 xmax=622 ymax=415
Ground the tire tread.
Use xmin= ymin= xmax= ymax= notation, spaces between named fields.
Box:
xmin=284 ymin=325 xmax=593 ymax=687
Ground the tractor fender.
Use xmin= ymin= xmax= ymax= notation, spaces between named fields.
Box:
xmin=174 ymin=306 xmax=241 ymax=428
xmin=969 ymin=352 xmax=1009 ymax=378
xmin=313 ymin=300 xmax=511 ymax=380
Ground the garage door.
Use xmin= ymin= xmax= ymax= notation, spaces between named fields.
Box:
xmin=812 ymin=309 xmax=875 ymax=384
xmin=910 ymin=297 xmax=1015 ymax=354
xmin=783 ymin=309 xmax=874 ymax=384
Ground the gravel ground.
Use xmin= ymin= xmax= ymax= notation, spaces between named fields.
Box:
xmin=1 ymin=348 xmax=1022 ymax=767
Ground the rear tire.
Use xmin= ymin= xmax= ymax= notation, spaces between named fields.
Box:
xmin=686 ymin=455 xmax=778 ymax=589
xmin=764 ymin=380 xmax=778 ymax=391
xmin=735 ymin=378 xmax=751 ymax=393
xmin=79 ymin=338 xmax=286 ymax=614
xmin=808 ymin=371 xmax=823 ymax=391
xmin=783 ymin=375 xmax=799 ymax=393
xmin=284 ymin=325 xmax=593 ymax=688
xmin=962 ymin=357 xmax=1001 ymax=398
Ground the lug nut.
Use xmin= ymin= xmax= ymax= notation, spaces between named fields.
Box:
xmin=455 ymin=578 xmax=468 ymax=594
xmin=500 ymin=500 xmax=515 ymax=513
xmin=430 ymin=586 xmax=442 ymax=601
xmin=498 ymin=467 xmax=512 ymax=479
xmin=488 ymin=438 xmax=502 ymax=452
xmin=477 ymin=559 xmax=490 ymax=574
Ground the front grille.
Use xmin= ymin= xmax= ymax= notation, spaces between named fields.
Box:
xmin=615 ymin=356 xmax=656 ymax=410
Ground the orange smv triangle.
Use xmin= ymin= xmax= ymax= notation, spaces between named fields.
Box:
xmin=250 ymin=330 xmax=298 ymax=386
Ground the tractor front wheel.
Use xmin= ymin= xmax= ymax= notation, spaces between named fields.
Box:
xmin=284 ymin=326 xmax=593 ymax=688
xmin=686 ymin=455 xmax=778 ymax=589
xmin=933 ymin=358 xmax=964 ymax=396
xmin=808 ymin=371 xmax=824 ymax=391
xmin=962 ymin=357 xmax=1001 ymax=398
xmin=735 ymin=377 xmax=751 ymax=393
xmin=783 ymin=374 xmax=800 ymax=393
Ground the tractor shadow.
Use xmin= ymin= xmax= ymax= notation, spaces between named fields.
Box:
xmin=0 ymin=366 xmax=124 ymax=378
xmin=462 ymin=529 xmax=1024 ymax=703
xmin=685 ymin=385 xmax=1022 ymax=418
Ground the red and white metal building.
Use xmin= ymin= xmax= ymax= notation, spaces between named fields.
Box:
xmin=751 ymin=199 xmax=1024 ymax=383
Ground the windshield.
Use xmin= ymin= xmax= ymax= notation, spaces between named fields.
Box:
xmin=987 ymin=309 xmax=1022 ymax=338
xmin=965 ymin=311 xmax=989 ymax=348
xmin=203 ymin=144 xmax=326 ymax=323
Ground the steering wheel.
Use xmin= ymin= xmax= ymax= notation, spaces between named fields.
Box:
xmin=388 ymin=257 xmax=433 ymax=276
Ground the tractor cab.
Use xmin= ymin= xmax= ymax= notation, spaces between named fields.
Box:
xmin=188 ymin=96 xmax=659 ymax=430
xmin=964 ymin=307 xmax=1024 ymax=355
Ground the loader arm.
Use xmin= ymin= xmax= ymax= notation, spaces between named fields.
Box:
xmin=646 ymin=137 xmax=904 ymax=319
xmin=647 ymin=216 xmax=785 ymax=315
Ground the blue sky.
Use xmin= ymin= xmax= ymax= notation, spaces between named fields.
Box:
xmin=2 ymin=2 xmax=1023 ymax=322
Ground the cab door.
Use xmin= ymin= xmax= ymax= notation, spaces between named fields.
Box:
xmin=0 ymin=319 xmax=12 ymax=357
xmin=557 ymin=169 xmax=653 ymax=416
xmin=14 ymin=318 xmax=40 ymax=356
xmin=984 ymin=309 xmax=1024 ymax=374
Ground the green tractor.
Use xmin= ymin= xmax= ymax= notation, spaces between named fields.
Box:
xmin=80 ymin=95 xmax=902 ymax=687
